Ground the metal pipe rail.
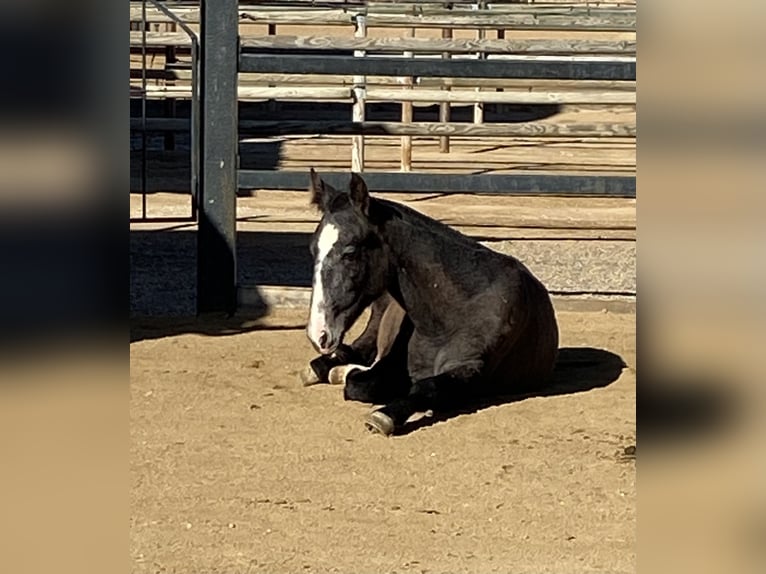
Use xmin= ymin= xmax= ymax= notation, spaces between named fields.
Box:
xmin=239 ymin=53 xmax=635 ymax=81
xmin=132 ymin=0 xmax=200 ymax=224
xmin=237 ymin=170 xmax=636 ymax=197
xmin=129 ymin=0 xmax=636 ymax=313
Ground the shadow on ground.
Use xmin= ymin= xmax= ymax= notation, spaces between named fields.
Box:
xmin=130 ymin=313 xmax=305 ymax=344
xmin=130 ymin=229 xmax=315 ymax=319
xmin=396 ymin=347 xmax=627 ymax=435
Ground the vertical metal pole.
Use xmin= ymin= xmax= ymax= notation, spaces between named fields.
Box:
xmin=351 ymin=14 xmax=367 ymax=173
xmin=190 ymin=37 xmax=199 ymax=220
xmin=164 ymin=22 xmax=177 ymax=151
xmin=141 ymin=0 xmax=147 ymax=219
xmin=198 ymin=0 xmax=238 ymax=315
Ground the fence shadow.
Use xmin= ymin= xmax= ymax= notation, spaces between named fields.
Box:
xmin=130 ymin=99 xmax=562 ymax=194
xmin=130 ymin=228 xmax=314 ymax=342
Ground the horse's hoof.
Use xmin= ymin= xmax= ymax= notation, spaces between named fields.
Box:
xmin=364 ymin=411 xmax=395 ymax=436
xmin=299 ymin=365 xmax=321 ymax=386
xmin=328 ymin=364 xmax=368 ymax=386
xmin=328 ymin=365 xmax=348 ymax=385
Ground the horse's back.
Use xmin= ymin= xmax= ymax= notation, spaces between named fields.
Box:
xmin=488 ymin=258 xmax=559 ymax=391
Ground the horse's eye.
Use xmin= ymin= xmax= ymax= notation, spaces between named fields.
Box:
xmin=342 ymin=246 xmax=357 ymax=259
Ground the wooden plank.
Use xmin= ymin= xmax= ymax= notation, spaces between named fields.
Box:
xmin=129 ymin=31 xmax=190 ymax=47
xmin=367 ymin=5 xmax=634 ymax=16
xmin=237 ymin=35 xmax=636 ymax=55
xmin=129 ymin=6 xmax=635 ymax=31
xmin=130 ymin=4 xmax=635 ymax=19
xmin=130 ymin=33 xmax=637 ymax=55
xmin=136 ymin=85 xmax=353 ymax=100
xmin=233 ymin=187 xmax=636 ymax=235
xmin=238 ymin=121 xmax=637 ymax=138
xmin=130 ymin=118 xmax=636 ymax=138
xmin=367 ymin=1 xmax=635 ymax=5
xmin=364 ymin=87 xmax=636 ymax=104
xmin=228 ymin=74 xmax=636 ymax=92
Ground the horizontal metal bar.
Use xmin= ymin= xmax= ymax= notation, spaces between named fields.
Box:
xmin=238 ymin=170 xmax=636 ymax=197
xmin=239 ymin=54 xmax=636 ymax=81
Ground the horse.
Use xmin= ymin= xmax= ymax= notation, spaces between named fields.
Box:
xmin=301 ymin=169 xmax=559 ymax=436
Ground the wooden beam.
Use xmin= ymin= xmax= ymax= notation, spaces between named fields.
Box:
xmin=237 ymin=35 xmax=636 ymax=55
xmin=364 ymin=87 xmax=636 ymax=104
xmin=134 ymin=83 xmax=635 ymax=103
xmin=135 ymin=85 xmax=353 ymax=100
xmin=130 ymin=32 xmax=636 ymax=55
xmin=238 ymin=121 xmax=636 ymax=138
xmin=229 ymin=74 xmax=636 ymax=90
xmin=130 ymin=6 xmax=635 ymax=31
xmin=128 ymin=31 xmax=636 ymax=55
xmin=131 ymin=118 xmax=635 ymax=138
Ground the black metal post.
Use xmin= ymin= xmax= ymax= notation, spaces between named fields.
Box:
xmin=198 ymin=0 xmax=238 ymax=315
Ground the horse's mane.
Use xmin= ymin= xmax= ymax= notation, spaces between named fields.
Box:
xmin=371 ymin=197 xmax=484 ymax=250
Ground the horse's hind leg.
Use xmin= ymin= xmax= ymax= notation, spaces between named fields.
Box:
xmin=364 ymin=363 xmax=483 ymax=436
xmin=300 ymin=292 xmax=394 ymax=386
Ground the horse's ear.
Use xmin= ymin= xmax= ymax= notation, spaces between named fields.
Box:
xmin=309 ymin=168 xmax=326 ymax=211
xmin=349 ymin=172 xmax=369 ymax=215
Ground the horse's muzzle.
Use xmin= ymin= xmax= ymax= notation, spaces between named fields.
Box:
xmin=307 ymin=327 xmax=340 ymax=355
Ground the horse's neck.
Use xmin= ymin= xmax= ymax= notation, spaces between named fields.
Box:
xmin=378 ymin=203 xmax=461 ymax=332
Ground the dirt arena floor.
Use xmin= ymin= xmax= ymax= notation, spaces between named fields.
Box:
xmin=131 ymin=11 xmax=635 ymax=571
xmin=130 ymin=305 xmax=635 ymax=574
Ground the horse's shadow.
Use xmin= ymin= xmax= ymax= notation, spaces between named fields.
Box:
xmin=395 ymin=347 xmax=627 ymax=435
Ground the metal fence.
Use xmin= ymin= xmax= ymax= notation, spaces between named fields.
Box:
xmin=130 ymin=0 xmax=636 ymax=313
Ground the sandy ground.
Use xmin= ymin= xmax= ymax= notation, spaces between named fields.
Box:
xmin=131 ymin=13 xmax=636 ymax=571
xmin=130 ymin=306 xmax=635 ymax=574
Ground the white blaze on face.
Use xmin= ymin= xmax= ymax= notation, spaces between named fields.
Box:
xmin=308 ymin=222 xmax=340 ymax=349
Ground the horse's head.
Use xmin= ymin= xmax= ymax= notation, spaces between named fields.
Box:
xmin=306 ymin=169 xmax=388 ymax=354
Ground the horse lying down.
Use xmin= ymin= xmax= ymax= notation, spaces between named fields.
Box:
xmin=300 ymin=169 xmax=559 ymax=436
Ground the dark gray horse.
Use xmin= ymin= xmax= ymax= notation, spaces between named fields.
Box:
xmin=301 ymin=169 xmax=559 ymax=436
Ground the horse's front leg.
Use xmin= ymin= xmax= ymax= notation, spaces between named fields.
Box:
xmin=364 ymin=363 xmax=483 ymax=436
xmin=299 ymin=293 xmax=394 ymax=386
xmin=331 ymin=307 xmax=412 ymax=402
xmin=299 ymin=344 xmax=364 ymax=386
